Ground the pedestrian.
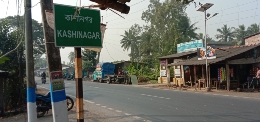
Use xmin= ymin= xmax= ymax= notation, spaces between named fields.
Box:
xmin=255 ymin=67 xmax=260 ymax=91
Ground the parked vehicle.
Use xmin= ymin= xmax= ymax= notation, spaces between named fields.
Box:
xmin=41 ymin=77 xmax=46 ymax=84
xmin=41 ymin=72 xmax=46 ymax=84
xmin=36 ymin=92 xmax=74 ymax=118
xmin=92 ymin=62 xmax=131 ymax=84
xmin=66 ymin=72 xmax=75 ymax=80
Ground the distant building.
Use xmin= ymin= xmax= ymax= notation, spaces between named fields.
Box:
xmin=245 ymin=32 xmax=260 ymax=45
xmin=207 ymin=41 xmax=234 ymax=48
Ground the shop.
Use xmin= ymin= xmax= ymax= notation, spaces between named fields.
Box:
xmin=168 ymin=44 xmax=260 ymax=91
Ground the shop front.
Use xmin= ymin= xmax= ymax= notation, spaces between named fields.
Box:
xmin=168 ymin=44 xmax=260 ymax=91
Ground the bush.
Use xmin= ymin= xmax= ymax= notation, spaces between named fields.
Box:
xmin=138 ymin=76 xmax=149 ymax=83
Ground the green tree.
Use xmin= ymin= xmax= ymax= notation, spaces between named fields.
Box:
xmin=5 ymin=16 xmax=45 ymax=56
xmin=234 ymin=25 xmax=247 ymax=45
xmin=215 ymin=24 xmax=235 ymax=42
xmin=82 ymin=49 xmax=97 ymax=71
xmin=120 ymin=24 xmax=141 ymax=62
xmin=197 ymin=33 xmax=215 ymax=43
xmin=141 ymin=0 xmax=198 ymax=57
xmin=247 ymin=23 xmax=260 ymax=36
xmin=0 ymin=18 xmax=26 ymax=111
xmin=68 ymin=51 xmax=75 ymax=63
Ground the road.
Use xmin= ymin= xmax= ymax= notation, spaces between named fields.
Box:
xmin=36 ymin=77 xmax=260 ymax=122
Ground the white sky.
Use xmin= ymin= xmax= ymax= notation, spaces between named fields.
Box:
xmin=0 ymin=0 xmax=260 ymax=63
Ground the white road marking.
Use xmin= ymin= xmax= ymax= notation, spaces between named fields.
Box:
xmin=141 ymin=94 xmax=146 ymax=95
xmin=125 ymin=113 xmax=131 ymax=116
xmin=115 ymin=110 xmax=122 ymax=113
xmin=85 ymin=100 xmax=94 ymax=104
xmin=147 ymin=95 xmax=152 ymax=96
xmin=108 ymin=108 xmax=113 ymax=110
xmin=96 ymin=104 xmax=101 ymax=106
xmin=133 ymin=116 xmax=141 ymax=119
xmin=153 ymin=96 xmax=158 ymax=97
xmin=243 ymin=97 xmax=250 ymax=99
xmin=101 ymin=106 xmax=106 ymax=108
xmin=165 ymin=98 xmax=171 ymax=100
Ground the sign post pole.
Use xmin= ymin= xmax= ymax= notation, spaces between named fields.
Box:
xmin=53 ymin=4 xmax=101 ymax=121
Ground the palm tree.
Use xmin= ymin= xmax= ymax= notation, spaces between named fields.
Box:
xmin=234 ymin=25 xmax=247 ymax=45
xmin=120 ymin=30 xmax=140 ymax=61
xmin=120 ymin=24 xmax=141 ymax=61
xmin=247 ymin=23 xmax=260 ymax=36
xmin=215 ymin=24 xmax=235 ymax=42
xmin=177 ymin=16 xmax=199 ymax=42
xmin=197 ymin=33 xmax=215 ymax=45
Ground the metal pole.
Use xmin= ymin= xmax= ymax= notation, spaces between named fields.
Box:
xmin=75 ymin=48 xmax=84 ymax=122
xmin=25 ymin=0 xmax=37 ymax=121
xmin=204 ymin=10 xmax=209 ymax=90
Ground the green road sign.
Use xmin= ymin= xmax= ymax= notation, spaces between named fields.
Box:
xmin=54 ymin=4 xmax=102 ymax=47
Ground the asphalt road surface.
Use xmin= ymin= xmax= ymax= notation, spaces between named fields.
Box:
xmin=36 ymin=77 xmax=260 ymax=122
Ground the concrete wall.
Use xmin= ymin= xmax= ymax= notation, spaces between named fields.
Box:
xmin=245 ymin=33 xmax=260 ymax=45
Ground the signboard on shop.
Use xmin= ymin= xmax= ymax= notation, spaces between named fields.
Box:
xmin=177 ymin=40 xmax=203 ymax=53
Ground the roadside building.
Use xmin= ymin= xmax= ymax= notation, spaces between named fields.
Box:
xmin=159 ymin=34 xmax=260 ymax=91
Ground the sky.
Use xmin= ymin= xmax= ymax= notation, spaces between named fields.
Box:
xmin=0 ymin=0 xmax=259 ymax=64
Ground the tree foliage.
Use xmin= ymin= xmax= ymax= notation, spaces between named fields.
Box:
xmin=120 ymin=0 xmax=198 ymax=68
xmin=82 ymin=49 xmax=97 ymax=72
xmin=5 ymin=16 xmax=45 ymax=56
xmin=0 ymin=18 xmax=26 ymax=112
xmin=216 ymin=23 xmax=260 ymax=45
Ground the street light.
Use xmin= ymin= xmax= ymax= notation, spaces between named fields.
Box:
xmin=197 ymin=3 xmax=218 ymax=92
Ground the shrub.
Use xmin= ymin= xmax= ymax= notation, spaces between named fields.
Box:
xmin=138 ymin=76 xmax=149 ymax=83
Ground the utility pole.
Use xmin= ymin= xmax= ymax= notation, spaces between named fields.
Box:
xmin=40 ymin=0 xmax=68 ymax=121
xmin=25 ymin=0 xmax=37 ymax=121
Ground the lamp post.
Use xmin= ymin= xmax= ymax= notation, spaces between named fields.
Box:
xmin=197 ymin=3 xmax=218 ymax=92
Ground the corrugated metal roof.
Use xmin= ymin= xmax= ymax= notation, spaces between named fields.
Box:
xmin=168 ymin=45 xmax=259 ymax=66
xmin=158 ymin=51 xmax=197 ymax=59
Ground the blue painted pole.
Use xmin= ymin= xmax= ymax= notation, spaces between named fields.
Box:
xmin=49 ymin=81 xmax=68 ymax=122
xmin=25 ymin=0 xmax=37 ymax=121
xmin=40 ymin=0 xmax=69 ymax=121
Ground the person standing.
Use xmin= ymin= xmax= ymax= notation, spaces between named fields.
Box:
xmin=255 ymin=67 xmax=260 ymax=91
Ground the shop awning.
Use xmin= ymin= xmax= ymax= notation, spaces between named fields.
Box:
xmin=168 ymin=44 xmax=259 ymax=66
xmin=229 ymin=57 xmax=260 ymax=64
xmin=158 ymin=51 xmax=197 ymax=59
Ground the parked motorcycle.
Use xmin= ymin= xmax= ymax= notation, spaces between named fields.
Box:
xmin=41 ymin=77 xmax=46 ymax=84
xmin=36 ymin=92 xmax=74 ymax=118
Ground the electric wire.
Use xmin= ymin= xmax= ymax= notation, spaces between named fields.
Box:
xmin=103 ymin=0 xmax=147 ymax=18
xmin=105 ymin=42 xmax=129 ymax=55
xmin=106 ymin=0 xmax=259 ymax=27
xmin=5 ymin=0 xmax=9 ymax=16
xmin=104 ymin=43 xmax=115 ymax=61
